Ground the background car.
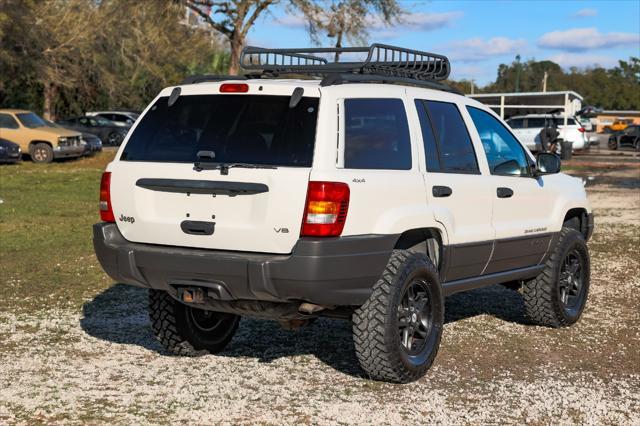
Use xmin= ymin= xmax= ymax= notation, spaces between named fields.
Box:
xmin=0 ymin=138 xmax=21 ymax=164
xmin=86 ymin=111 xmax=140 ymax=128
xmin=506 ymin=114 xmax=588 ymax=152
xmin=0 ymin=109 xmax=85 ymax=163
xmin=608 ymin=124 xmax=640 ymax=150
xmin=57 ymin=115 xmax=129 ymax=146
xmin=604 ymin=119 xmax=633 ymax=133
xmin=45 ymin=119 xmax=103 ymax=156
xmin=81 ymin=132 xmax=103 ymax=155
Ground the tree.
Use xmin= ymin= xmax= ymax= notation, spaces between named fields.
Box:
xmin=480 ymin=57 xmax=640 ymax=110
xmin=0 ymin=0 xmax=101 ymax=120
xmin=294 ymin=0 xmax=401 ymax=60
xmin=93 ymin=0 xmax=228 ymax=111
xmin=0 ymin=0 xmax=229 ymax=118
xmin=182 ymin=0 xmax=277 ymax=75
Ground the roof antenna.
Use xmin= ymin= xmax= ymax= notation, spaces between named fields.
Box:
xmin=289 ymin=87 xmax=304 ymax=108
xmin=168 ymin=87 xmax=181 ymax=107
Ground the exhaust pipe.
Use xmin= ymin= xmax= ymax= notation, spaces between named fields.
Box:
xmin=298 ymin=302 xmax=328 ymax=315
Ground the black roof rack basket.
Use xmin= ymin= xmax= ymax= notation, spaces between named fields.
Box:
xmin=240 ymin=44 xmax=451 ymax=82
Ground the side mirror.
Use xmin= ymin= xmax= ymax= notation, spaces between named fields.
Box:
xmin=535 ymin=153 xmax=561 ymax=176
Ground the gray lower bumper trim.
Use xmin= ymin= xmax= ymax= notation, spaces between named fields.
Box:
xmin=93 ymin=223 xmax=397 ymax=306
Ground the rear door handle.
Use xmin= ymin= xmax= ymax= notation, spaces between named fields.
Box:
xmin=432 ymin=186 xmax=452 ymax=197
xmin=497 ymin=187 xmax=514 ymax=198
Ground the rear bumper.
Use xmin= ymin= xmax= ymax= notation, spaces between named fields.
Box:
xmin=93 ymin=223 xmax=396 ymax=306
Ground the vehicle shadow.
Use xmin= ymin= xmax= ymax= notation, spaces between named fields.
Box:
xmin=80 ymin=282 xmax=529 ymax=378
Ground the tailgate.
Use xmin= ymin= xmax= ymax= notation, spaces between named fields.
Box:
xmin=109 ymin=162 xmax=310 ymax=253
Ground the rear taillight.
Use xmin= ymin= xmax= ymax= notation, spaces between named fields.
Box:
xmin=301 ymin=182 xmax=350 ymax=237
xmin=220 ymin=83 xmax=249 ymax=93
xmin=578 ymin=127 xmax=585 ymax=133
xmin=99 ymin=172 xmax=115 ymax=222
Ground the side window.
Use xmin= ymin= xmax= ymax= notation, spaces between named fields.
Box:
xmin=79 ymin=117 xmax=89 ymax=125
xmin=344 ymin=98 xmax=411 ymax=170
xmin=528 ymin=118 xmax=545 ymax=128
xmin=423 ymin=100 xmax=479 ymax=174
xmin=467 ymin=106 xmax=530 ymax=177
xmin=507 ymin=118 xmax=524 ymax=129
xmin=414 ymin=100 xmax=440 ymax=171
xmin=0 ymin=113 xmax=19 ymax=129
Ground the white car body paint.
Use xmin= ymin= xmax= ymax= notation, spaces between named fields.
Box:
xmin=105 ymin=79 xmax=591 ymax=255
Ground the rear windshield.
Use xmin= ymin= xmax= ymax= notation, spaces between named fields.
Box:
xmin=121 ymin=94 xmax=319 ymax=166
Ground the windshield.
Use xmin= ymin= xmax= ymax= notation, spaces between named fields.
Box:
xmin=121 ymin=94 xmax=319 ymax=166
xmin=16 ymin=112 xmax=47 ymax=129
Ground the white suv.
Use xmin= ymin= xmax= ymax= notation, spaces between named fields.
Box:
xmin=94 ymin=45 xmax=594 ymax=383
xmin=506 ymin=114 xmax=588 ymax=152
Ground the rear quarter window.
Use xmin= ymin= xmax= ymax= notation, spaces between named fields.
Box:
xmin=343 ymin=98 xmax=411 ymax=170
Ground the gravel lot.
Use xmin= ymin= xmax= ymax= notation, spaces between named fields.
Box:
xmin=0 ymin=160 xmax=639 ymax=424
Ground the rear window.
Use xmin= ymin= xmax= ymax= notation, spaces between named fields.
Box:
xmin=121 ymin=94 xmax=319 ymax=166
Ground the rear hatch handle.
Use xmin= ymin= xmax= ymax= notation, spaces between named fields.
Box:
xmin=136 ymin=178 xmax=268 ymax=196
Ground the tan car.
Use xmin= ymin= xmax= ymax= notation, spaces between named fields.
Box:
xmin=0 ymin=109 xmax=85 ymax=163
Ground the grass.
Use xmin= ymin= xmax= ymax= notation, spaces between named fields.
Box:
xmin=0 ymin=152 xmax=116 ymax=313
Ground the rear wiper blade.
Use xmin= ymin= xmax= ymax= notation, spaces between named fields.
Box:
xmin=193 ymin=161 xmax=277 ymax=175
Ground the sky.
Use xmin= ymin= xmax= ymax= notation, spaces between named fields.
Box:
xmin=245 ymin=0 xmax=640 ymax=86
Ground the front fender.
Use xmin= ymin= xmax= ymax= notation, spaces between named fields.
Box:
xmin=547 ymin=174 xmax=592 ymax=231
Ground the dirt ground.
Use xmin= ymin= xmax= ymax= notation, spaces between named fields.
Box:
xmin=0 ymin=159 xmax=639 ymax=424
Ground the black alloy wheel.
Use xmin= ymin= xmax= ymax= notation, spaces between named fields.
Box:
xmin=558 ymin=249 xmax=587 ymax=317
xmin=398 ymin=279 xmax=434 ymax=357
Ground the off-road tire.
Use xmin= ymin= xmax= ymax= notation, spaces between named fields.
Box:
xmin=30 ymin=143 xmax=53 ymax=163
xmin=352 ymin=250 xmax=444 ymax=383
xmin=522 ymin=228 xmax=590 ymax=328
xmin=149 ymin=289 xmax=239 ymax=356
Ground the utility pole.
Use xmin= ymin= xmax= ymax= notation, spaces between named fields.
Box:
xmin=542 ymin=71 xmax=548 ymax=92
xmin=470 ymin=79 xmax=475 ymax=95
xmin=515 ymin=54 xmax=521 ymax=93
